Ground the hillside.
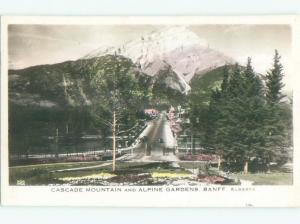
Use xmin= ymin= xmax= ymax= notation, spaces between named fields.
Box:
xmin=8 ymin=55 xmax=153 ymax=156
xmin=9 ymin=55 xmax=152 ymax=108
xmin=189 ymin=65 xmax=231 ymax=106
xmin=151 ymin=64 xmax=188 ymax=108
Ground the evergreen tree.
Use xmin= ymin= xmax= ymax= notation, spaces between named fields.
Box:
xmin=263 ymin=50 xmax=290 ymax=167
xmin=262 ymin=105 xmax=290 ymax=168
xmin=220 ymin=65 xmax=229 ymax=94
xmin=266 ymin=50 xmax=285 ymax=105
xmin=228 ymin=63 xmax=245 ymax=97
xmin=244 ymin=57 xmax=263 ymax=97
xmin=205 ymin=87 xmax=223 ymax=152
xmin=209 ymin=60 xmax=267 ymax=173
xmin=189 ymin=52 xmax=291 ymax=173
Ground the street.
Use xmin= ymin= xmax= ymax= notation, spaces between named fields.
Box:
xmin=130 ymin=112 xmax=179 ymax=162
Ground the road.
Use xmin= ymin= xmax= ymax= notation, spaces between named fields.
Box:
xmin=51 ymin=112 xmax=178 ymax=172
xmin=129 ymin=112 xmax=178 ymax=162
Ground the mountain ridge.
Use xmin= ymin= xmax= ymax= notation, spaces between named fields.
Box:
xmin=83 ymin=26 xmax=235 ymax=94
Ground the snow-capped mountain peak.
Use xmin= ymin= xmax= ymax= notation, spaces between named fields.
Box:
xmin=84 ymin=26 xmax=208 ymax=61
xmin=83 ymin=26 xmax=234 ymax=94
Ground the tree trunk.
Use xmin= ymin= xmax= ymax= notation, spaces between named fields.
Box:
xmin=112 ymin=111 xmax=116 ymax=172
xmin=244 ymin=160 xmax=249 ymax=174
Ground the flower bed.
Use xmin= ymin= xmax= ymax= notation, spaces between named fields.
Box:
xmin=180 ymin=154 xmax=218 ymax=162
xmin=198 ymin=174 xmax=235 ymax=185
xmin=59 ymin=172 xmax=116 ymax=181
xmin=151 ymin=172 xmax=193 ymax=178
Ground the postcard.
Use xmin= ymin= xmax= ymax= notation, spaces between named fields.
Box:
xmin=1 ymin=16 xmax=300 ymax=206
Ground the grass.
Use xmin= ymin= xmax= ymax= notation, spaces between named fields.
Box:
xmin=10 ymin=161 xmax=108 ymax=171
xmin=232 ymin=172 xmax=293 ymax=185
xmin=9 ymin=161 xmax=184 ymax=185
xmin=9 ymin=161 xmax=109 ymax=185
xmin=10 ymin=160 xmax=292 ymax=186
xmin=178 ymin=161 xmax=208 ymax=169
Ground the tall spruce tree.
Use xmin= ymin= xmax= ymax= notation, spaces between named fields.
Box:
xmin=207 ymin=65 xmax=245 ymax=170
xmin=228 ymin=63 xmax=245 ymax=97
xmin=205 ymin=88 xmax=222 ymax=149
xmin=192 ymin=52 xmax=291 ymax=173
xmin=239 ymin=58 xmax=266 ymax=173
xmin=209 ymin=60 xmax=267 ymax=173
xmin=266 ymin=50 xmax=285 ymax=104
xmin=220 ymin=65 xmax=230 ymax=94
xmin=263 ymin=50 xmax=290 ymax=167
xmin=244 ymin=57 xmax=263 ymax=97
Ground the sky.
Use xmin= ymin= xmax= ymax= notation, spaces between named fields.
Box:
xmin=8 ymin=24 xmax=292 ymax=90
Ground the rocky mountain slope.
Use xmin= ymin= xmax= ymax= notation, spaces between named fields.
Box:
xmin=9 ymin=55 xmax=151 ymax=108
xmin=9 ymin=26 xmax=237 ymax=109
xmin=83 ymin=26 xmax=234 ymax=94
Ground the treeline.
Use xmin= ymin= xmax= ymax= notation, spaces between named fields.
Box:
xmin=189 ymin=50 xmax=292 ymax=173
xmin=9 ymin=55 xmax=151 ymax=157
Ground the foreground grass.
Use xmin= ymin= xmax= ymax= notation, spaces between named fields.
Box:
xmin=10 ymin=161 xmax=108 ymax=171
xmin=232 ymin=172 xmax=293 ymax=185
xmin=178 ymin=161 xmax=209 ymax=170
xmin=10 ymin=160 xmax=292 ymax=186
xmin=9 ymin=161 xmax=110 ymax=185
xmin=9 ymin=161 xmax=187 ymax=185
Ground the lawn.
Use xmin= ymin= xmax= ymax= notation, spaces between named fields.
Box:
xmin=232 ymin=172 xmax=293 ymax=185
xmin=9 ymin=161 xmax=110 ymax=185
xmin=9 ymin=161 xmax=187 ymax=185
xmin=10 ymin=160 xmax=292 ymax=186
xmin=10 ymin=161 xmax=108 ymax=172
xmin=178 ymin=161 xmax=208 ymax=169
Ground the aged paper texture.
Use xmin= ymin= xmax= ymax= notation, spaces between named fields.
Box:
xmin=1 ymin=16 xmax=300 ymax=206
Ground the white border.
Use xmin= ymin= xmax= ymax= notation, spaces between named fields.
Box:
xmin=1 ymin=16 xmax=300 ymax=207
